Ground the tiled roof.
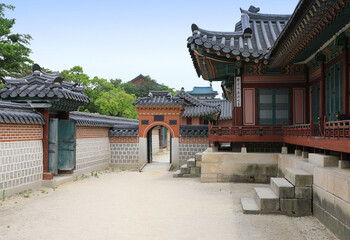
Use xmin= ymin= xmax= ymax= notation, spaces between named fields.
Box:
xmin=129 ymin=74 xmax=145 ymax=83
xmin=109 ymin=125 xmax=139 ymax=137
xmin=70 ymin=111 xmax=138 ymax=128
xmin=180 ymin=125 xmax=209 ymax=137
xmin=133 ymin=91 xmax=184 ymax=106
xmin=188 ymin=7 xmax=290 ymax=60
xmin=204 ymin=99 xmax=232 ymax=120
xmin=175 ymin=88 xmax=220 ymax=118
xmin=187 ymin=86 xmax=218 ymax=96
xmin=0 ymin=101 xmax=45 ymax=125
xmin=0 ymin=64 xmax=89 ymax=107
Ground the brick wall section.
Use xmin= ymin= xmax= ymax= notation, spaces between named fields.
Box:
xmin=179 ymin=136 xmax=209 ymax=165
xmin=0 ymin=140 xmax=43 ymax=192
xmin=109 ymin=136 xmax=139 ymax=143
xmin=0 ymin=124 xmax=42 ymax=142
xmin=76 ymin=126 xmax=109 ymax=139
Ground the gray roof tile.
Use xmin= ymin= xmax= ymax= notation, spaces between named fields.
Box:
xmin=175 ymin=88 xmax=221 ymax=118
xmin=187 ymin=7 xmax=290 ymax=60
xmin=69 ymin=111 xmax=138 ymax=128
xmin=204 ymin=99 xmax=232 ymax=120
xmin=133 ymin=91 xmax=184 ymax=106
xmin=0 ymin=101 xmax=45 ymax=125
xmin=0 ymin=64 xmax=89 ymax=105
xmin=109 ymin=125 xmax=139 ymax=137
xmin=180 ymin=125 xmax=208 ymax=137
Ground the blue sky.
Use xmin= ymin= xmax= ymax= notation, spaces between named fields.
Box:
xmin=3 ymin=0 xmax=299 ymax=96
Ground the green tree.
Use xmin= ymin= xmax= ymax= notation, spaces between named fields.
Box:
xmin=0 ymin=4 xmax=32 ymax=78
xmin=60 ymin=66 xmax=90 ymax=86
xmin=121 ymin=75 xmax=177 ymax=98
xmin=95 ymin=87 xmax=138 ymax=119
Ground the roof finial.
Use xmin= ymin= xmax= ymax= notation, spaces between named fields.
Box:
xmin=181 ymin=87 xmax=185 ymax=91
xmin=248 ymin=5 xmax=260 ymax=13
xmin=32 ymin=63 xmax=41 ymax=72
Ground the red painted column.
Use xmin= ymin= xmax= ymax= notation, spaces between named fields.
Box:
xmin=343 ymin=43 xmax=349 ymax=115
xmin=38 ymin=109 xmax=53 ymax=180
xmin=320 ymin=62 xmax=326 ymax=135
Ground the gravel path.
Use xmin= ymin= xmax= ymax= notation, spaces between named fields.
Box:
xmin=0 ymin=169 xmax=337 ymax=240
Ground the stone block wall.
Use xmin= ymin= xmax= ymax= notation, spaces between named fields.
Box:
xmin=277 ymin=153 xmax=350 ymax=240
xmin=0 ymin=123 xmax=43 ymax=196
xmin=152 ymin=128 xmax=159 ymax=154
xmin=179 ymin=136 xmax=209 ymax=165
xmin=75 ymin=127 xmax=110 ymax=173
xmin=110 ymin=136 xmax=139 ymax=167
xmin=200 ymin=152 xmax=278 ymax=183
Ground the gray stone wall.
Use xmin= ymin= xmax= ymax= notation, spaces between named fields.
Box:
xmin=110 ymin=143 xmax=139 ymax=167
xmin=179 ymin=143 xmax=209 ymax=166
xmin=0 ymin=140 xmax=43 ymax=196
xmin=76 ymin=138 xmax=110 ymax=172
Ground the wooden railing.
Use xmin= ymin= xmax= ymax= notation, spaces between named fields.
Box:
xmin=324 ymin=120 xmax=350 ymax=139
xmin=282 ymin=123 xmax=312 ymax=137
xmin=210 ymin=120 xmax=350 ymax=140
xmin=210 ymin=125 xmax=282 ymax=137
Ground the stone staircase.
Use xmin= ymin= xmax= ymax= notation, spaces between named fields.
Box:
xmin=241 ymin=167 xmax=313 ymax=216
xmin=173 ymin=152 xmax=203 ymax=178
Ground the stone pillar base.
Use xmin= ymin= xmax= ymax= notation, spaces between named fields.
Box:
xmin=211 ymin=145 xmax=218 ymax=152
xmin=281 ymin=147 xmax=288 ymax=154
xmin=302 ymin=151 xmax=309 ymax=159
xmin=295 ymin=150 xmax=302 ymax=156
xmin=241 ymin=147 xmax=247 ymax=153
xmin=338 ymin=160 xmax=350 ymax=169
xmin=43 ymin=172 xmax=53 ymax=180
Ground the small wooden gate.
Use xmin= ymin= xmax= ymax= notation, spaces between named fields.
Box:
xmin=48 ymin=119 xmax=76 ymax=174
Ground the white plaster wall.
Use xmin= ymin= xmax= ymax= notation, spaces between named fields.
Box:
xmin=0 ymin=140 xmax=43 ymax=196
xmin=152 ymin=133 xmax=159 ymax=154
xmin=76 ymin=138 xmax=110 ymax=172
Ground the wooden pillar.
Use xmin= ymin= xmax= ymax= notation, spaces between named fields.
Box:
xmin=38 ymin=109 xmax=53 ymax=180
xmin=305 ymin=66 xmax=310 ymax=123
xmin=320 ymin=62 xmax=326 ymax=121
xmin=343 ymin=40 xmax=349 ymax=115
xmin=233 ymin=74 xmax=243 ymax=126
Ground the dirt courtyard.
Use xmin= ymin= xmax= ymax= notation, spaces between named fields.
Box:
xmin=0 ymin=168 xmax=337 ymax=240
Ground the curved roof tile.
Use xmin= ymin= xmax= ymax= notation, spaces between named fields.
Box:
xmin=70 ymin=111 xmax=138 ymax=128
xmin=0 ymin=64 xmax=89 ymax=105
xmin=0 ymin=101 xmax=45 ymax=125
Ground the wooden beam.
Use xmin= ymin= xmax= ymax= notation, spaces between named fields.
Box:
xmin=283 ymin=136 xmax=350 ymax=153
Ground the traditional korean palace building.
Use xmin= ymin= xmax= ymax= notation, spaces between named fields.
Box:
xmin=187 ymin=86 xmax=218 ymax=99
xmin=187 ymin=2 xmax=350 ymax=157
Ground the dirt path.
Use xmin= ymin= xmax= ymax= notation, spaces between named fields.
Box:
xmin=0 ymin=170 xmax=337 ymax=240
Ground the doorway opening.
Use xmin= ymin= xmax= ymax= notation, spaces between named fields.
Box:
xmin=147 ymin=126 xmax=172 ymax=164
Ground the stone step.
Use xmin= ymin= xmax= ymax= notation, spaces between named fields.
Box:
xmin=280 ymin=198 xmax=312 ymax=216
xmin=190 ymin=167 xmax=200 ymax=175
xmin=182 ymin=174 xmax=200 ymax=178
xmin=195 ymin=152 xmax=203 ymax=162
xmin=254 ymin=187 xmax=279 ymax=212
xmin=270 ymin=177 xmax=294 ymax=198
xmin=173 ymin=170 xmax=182 ymax=178
xmin=285 ymin=168 xmax=313 ymax=186
xmin=187 ymin=158 xmax=196 ymax=168
xmin=180 ymin=164 xmax=190 ymax=174
xmin=42 ymin=175 xmax=74 ymax=188
xmin=308 ymin=153 xmax=338 ymax=167
xmin=241 ymin=197 xmax=260 ymax=214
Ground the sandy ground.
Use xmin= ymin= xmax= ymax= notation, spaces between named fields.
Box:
xmin=0 ymin=161 xmax=338 ymax=240
xmin=152 ymin=149 xmax=170 ymax=163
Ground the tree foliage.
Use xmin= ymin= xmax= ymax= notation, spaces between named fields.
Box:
xmin=116 ymin=75 xmax=177 ymax=98
xmin=95 ymin=87 xmax=138 ymax=119
xmin=0 ymin=4 xmax=32 ymax=78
